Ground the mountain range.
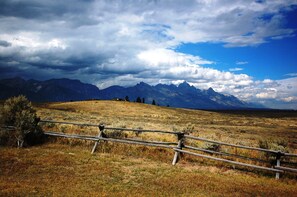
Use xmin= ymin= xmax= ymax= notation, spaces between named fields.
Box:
xmin=0 ymin=77 xmax=263 ymax=109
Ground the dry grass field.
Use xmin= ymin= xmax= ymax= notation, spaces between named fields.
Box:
xmin=38 ymin=100 xmax=297 ymax=151
xmin=1 ymin=100 xmax=297 ymax=196
xmin=1 ymin=144 xmax=297 ymax=196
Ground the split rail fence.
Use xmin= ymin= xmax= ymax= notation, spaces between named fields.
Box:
xmin=40 ymin=120 xmax=297 ymax=179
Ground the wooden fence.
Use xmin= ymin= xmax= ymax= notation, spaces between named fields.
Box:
xmin=40 ymin=120 xmax=297 ymax=179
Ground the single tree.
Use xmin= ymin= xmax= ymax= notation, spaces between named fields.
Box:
xmin=125 ymin=96 xmax=130 ymax=102
xmin=152 ymin=99 xmax=156 ymax=105
xmin=142 ymin=98 xmax=145 ymax=103
xmin=136 ymin=97 xmax=142 ymax=103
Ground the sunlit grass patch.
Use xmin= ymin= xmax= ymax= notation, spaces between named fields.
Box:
xmin=1 ymin=144 xmax=297 ymax=196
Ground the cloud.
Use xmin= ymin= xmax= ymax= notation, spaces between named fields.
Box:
xmin=285 ymin=73 xmax=297 ymax=77
xmin=236 ymin=61 xmax=248 ymax=65
xmin=229 ymin=67 xmax=243 ymax=72
xmin=0 ymin=40 xmax=11 ymax=47
xmin=256 ymin=91 xmax=277 ymax=99
xmin=0 ymin=0 xmax=296 ymax=109
xmin=221 ymin=77 xmax=297 ymax=109
xmin=95 ymin=48 xmax=253 ymax=90
xmin=137 ymin=48 xmax=213 ymax=67
xmin=281 ymin=96 xmax=297 ymax=102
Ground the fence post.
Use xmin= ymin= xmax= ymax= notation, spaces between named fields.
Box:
xmin=91 ymin=123 xmax=105 ymax=154
xmin=275 ymin=151 xmax=282 ymax=179
xmin=172 ymin=133 xmax=184 ymax=165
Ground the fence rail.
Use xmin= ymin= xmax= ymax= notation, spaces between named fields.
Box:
xmin=44 ymin=131 xmax=176 ymax=149
xmin=184 ymin=135 xmax=281 ymax=154
xmin=40 ymin=120 xmax=98 ymax=127
xmin=174 ymin=149 xmax=283 ymax=173
xmin=36 ymin=120 xmax=297 ymax=179
xmin=40 ymin=120 xmax=182 ymax=135
xmin=274 ymin=166 xmax=297 ymax=173
xmin=183 ymin=145 xmax=269 ymax=164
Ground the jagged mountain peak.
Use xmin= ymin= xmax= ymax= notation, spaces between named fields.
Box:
xmin=178 ymin=81 xmax=191 ymax=88
xmin=0 ymin=77 xmax=263 ymax=109
xmin=136 ymin=82 xmax=151 ymax=88
xmin=176 ymin=81 xmax=201 ymax=96
xmin=207 ymin=87 xmax=215 ymax=92
xmin=155 ymin=83 xmax=177 ymax=89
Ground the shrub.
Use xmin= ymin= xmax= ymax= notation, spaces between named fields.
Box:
xmin=104 ymin=129 xmax=127 ymax=139
xmin=258 ymin=138 xmax=289 ymax=152
xmin=0 ymin=95 xmax=43 ymax=147
xmin=258 ymin=138 xmax=290 ymax=162
xmin=204 ymin=143 xmax=221 ymax=152
xmin=182 ymin=123 xmax=195 ymax=135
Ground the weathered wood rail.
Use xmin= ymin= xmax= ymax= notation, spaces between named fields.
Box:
xmin=39 ymin=120 xmax=297 ymax=179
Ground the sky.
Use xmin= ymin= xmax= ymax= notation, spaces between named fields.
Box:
xmin=0 ymin=0 xmax=297 ymax=109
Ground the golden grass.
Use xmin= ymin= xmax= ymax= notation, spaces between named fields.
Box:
xmin=1 ymin=144 xmax=297 ymax=196
xmin=1 ymin=100 xmax=297 ymax=196
xmin=37 ymin=100 xmax=297 ymax=151
xmin=36 ymin=100 xmax=297 ymax=170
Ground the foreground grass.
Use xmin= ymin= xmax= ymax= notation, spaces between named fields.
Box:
xmin=1 ymin=143 xmax=297 ymax=196
xmin=1 ymin=100 xmax=297 ymax=196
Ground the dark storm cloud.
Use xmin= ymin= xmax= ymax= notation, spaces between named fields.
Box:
xmin=0 ymin=63 xmax=18 ymax=73
xmin=0 ymin=0 xmax=99 ymax=30
xmin=0 ymin=0 xmax=297 ymax=109
xmin=0 ymin=40 xmax=11 ymax=47
xmin=29 ymin=63 xmax=82 ymax=72
xmin=0 ymin=0 xmax=90 ymax=19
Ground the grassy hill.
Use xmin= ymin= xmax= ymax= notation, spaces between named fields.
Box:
xmin=1 ymin=100 xmax=297 ymax=196
xmin=37 ymin=100 xmax=297 ymax=150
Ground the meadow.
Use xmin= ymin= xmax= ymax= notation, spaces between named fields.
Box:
xmin=1 ymin=100 xmax=297 ymax=196
xmin=37 ymin=100 xmax=297 ymax=152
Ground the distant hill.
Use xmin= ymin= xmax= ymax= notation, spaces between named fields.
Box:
xmin=0 ymin=77 xmax=263 ymax=109
xmin=0 ymin=77 xmax=100 ymax=102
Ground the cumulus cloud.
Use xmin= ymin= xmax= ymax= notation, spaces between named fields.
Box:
xmin=281 ymin=96 xmax=297 ymax=102
xmin=256 ymin=91 xmax=277 ymax=99
xmin=221 ymin=77 xmax=297 ymax=109
xmin=137 ymin=48 xmax=213 ymax=67
xmin=0 ymin=0 xmax=296 ymax=108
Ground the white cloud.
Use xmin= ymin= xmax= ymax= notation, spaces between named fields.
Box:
xmin=262 ymin=79 xmax=274 ymax=83
xmin=229 ymin=67 xmax=243 ymax=72
xmin=94 ymin=47 xmax=253 ymax=90
xmin=137 ymin=48 xmax=213 ymax=67
xmin=281 ymin=96 xmax=297 ymax=102
xmin=256 ymin=92 xmax=277 ymax=99
xmin=236 ymin=61 xmax=248 ymax=65
xmin=48 ymin=39 xmax=67 ymax=50
xmin=222 ymin=77 xmax=297 ymax=109
xmin=285 ymin=73 xmax=297 ymax=77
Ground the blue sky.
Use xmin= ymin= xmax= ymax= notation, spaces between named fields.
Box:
xmin=0 ymin=0 xmax=296 ymax=109
xmin=177 ymin=34 xmax=297 ymax=80
xmin=177 ymin=6 xmax=297 ymax=81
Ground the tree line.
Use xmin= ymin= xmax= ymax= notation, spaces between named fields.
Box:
xmin=121 ymin=96 xmax=156 ymax=105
